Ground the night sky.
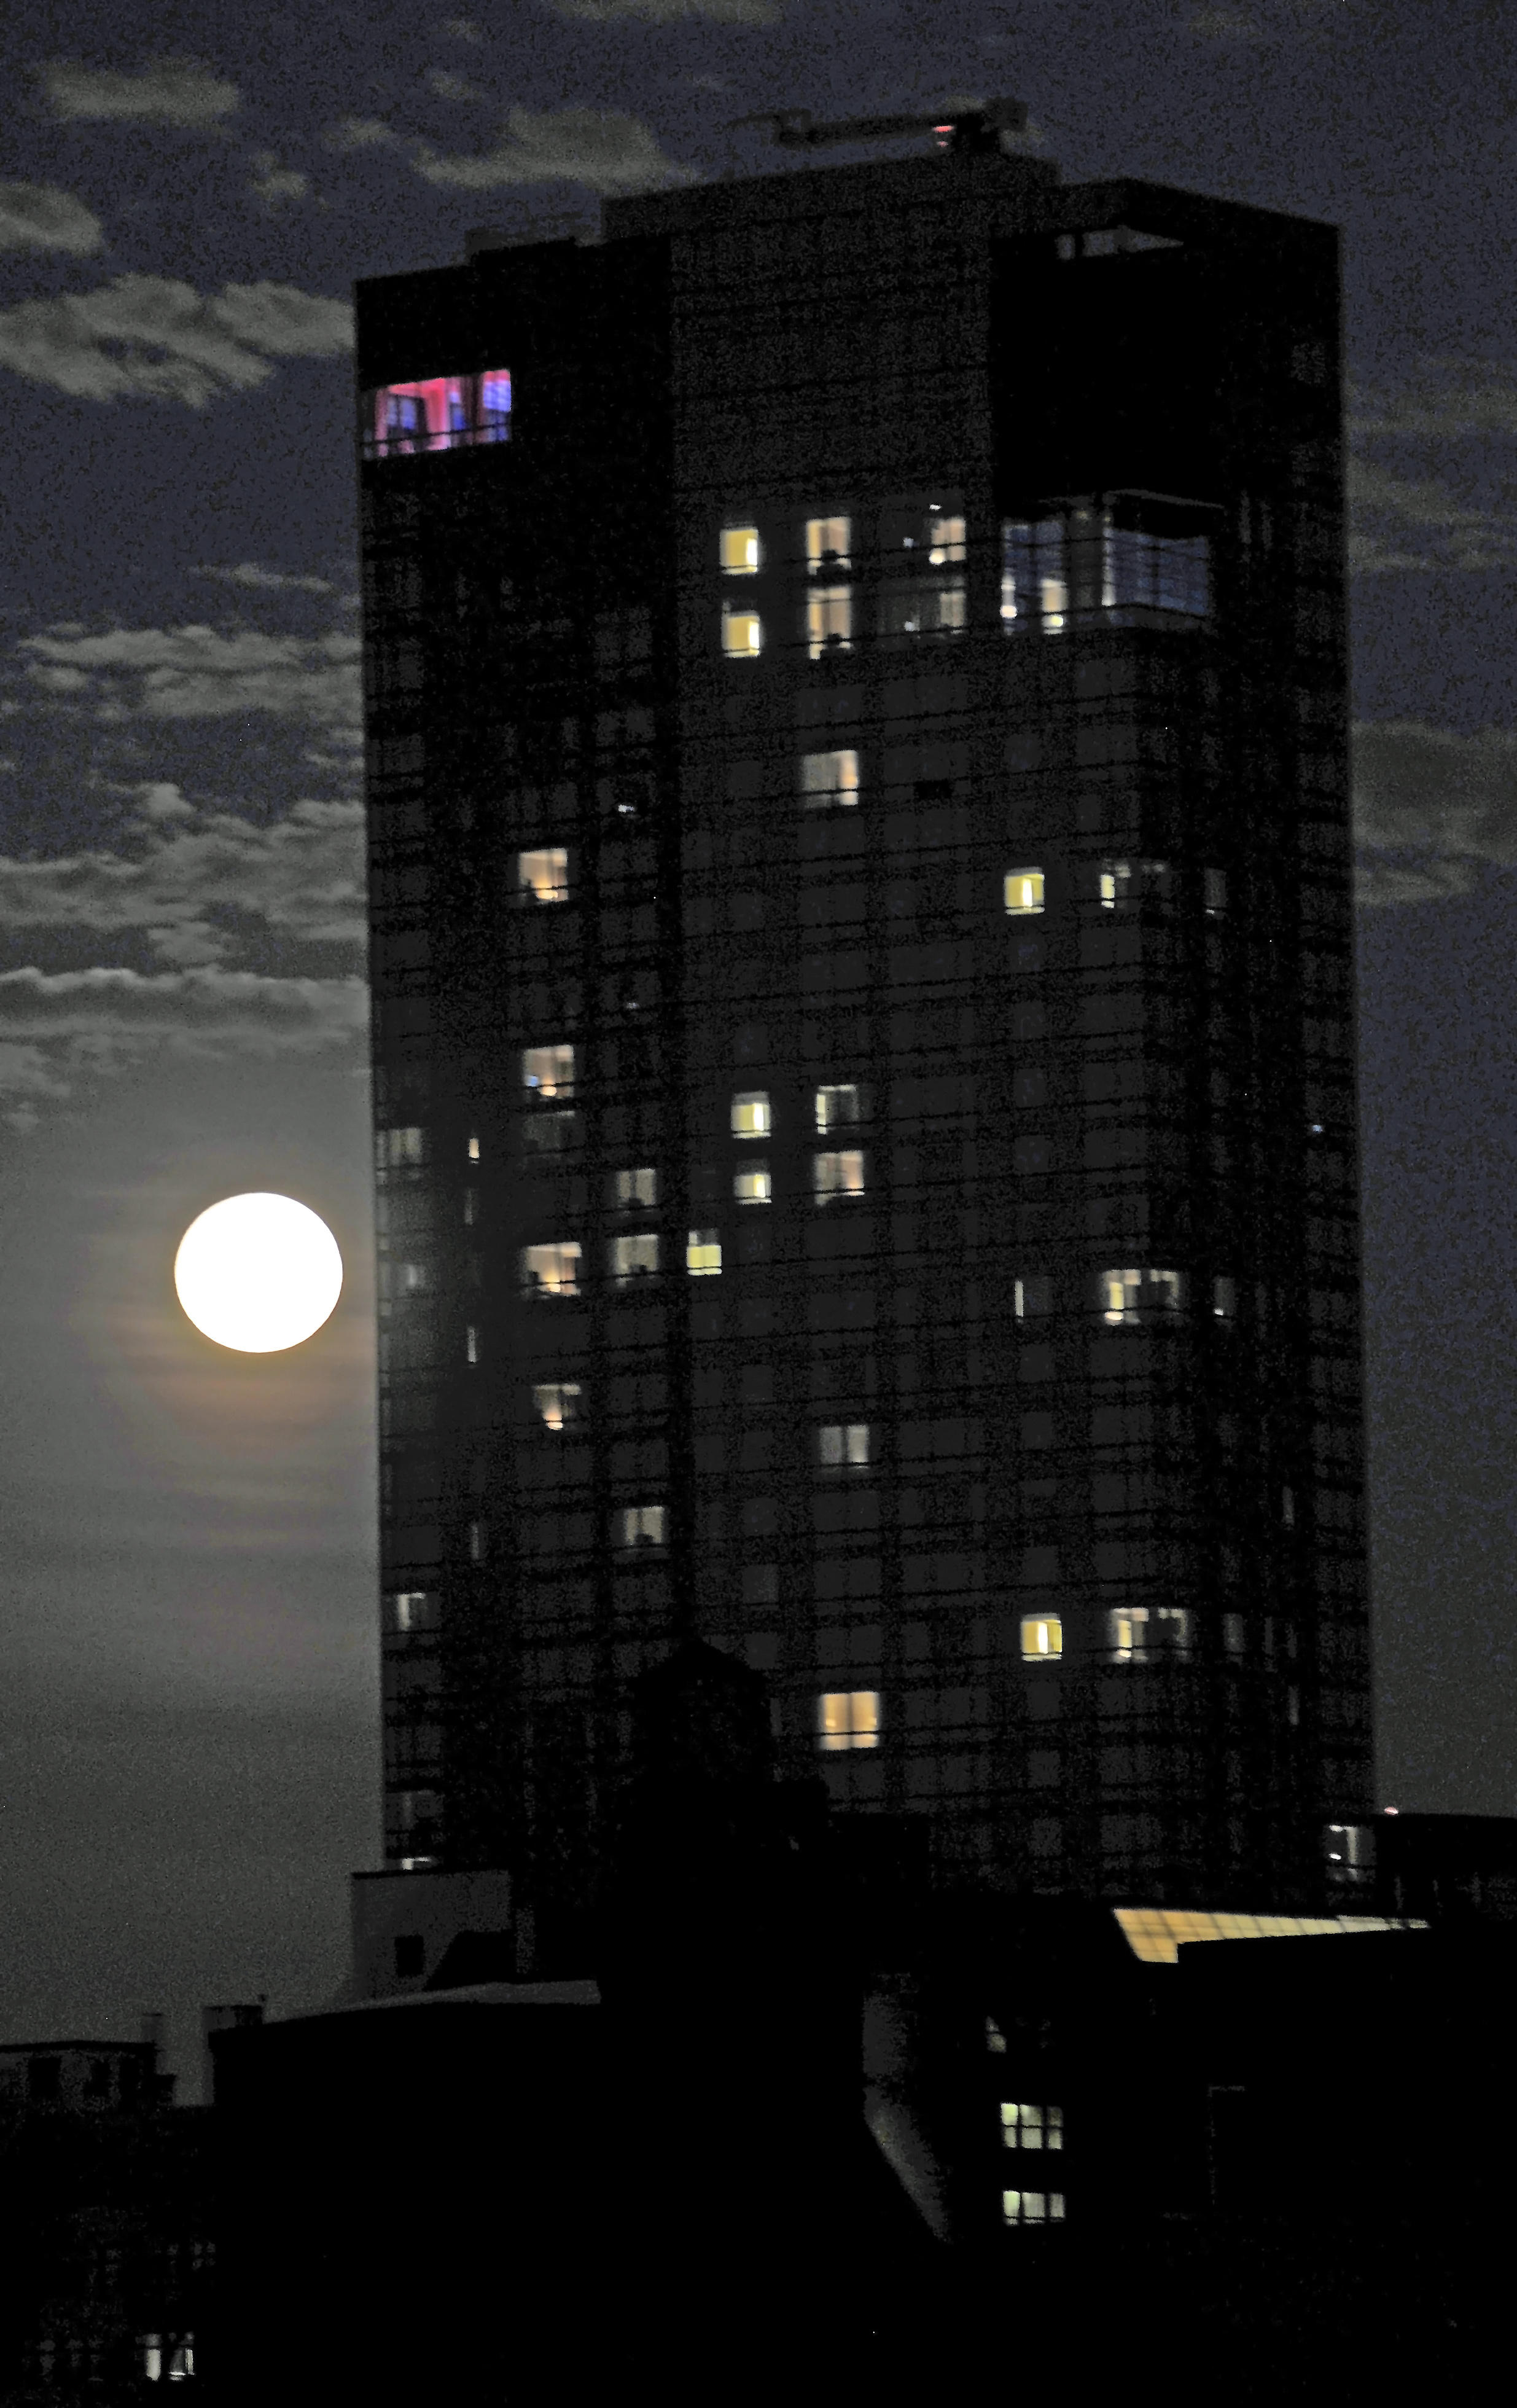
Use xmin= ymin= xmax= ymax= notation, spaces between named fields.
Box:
xmin=2 ymin=0 xmax=1513 ymax=2095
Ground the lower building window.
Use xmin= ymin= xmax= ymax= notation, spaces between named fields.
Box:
xmin=687 ymin=1229 xmax=723 ymax=1275
xmin=801 ymin=748 xmax=860 ymax=807
xmin=1099 ymin=1267 xmax=1182 ymax=1323
xmin=1002 ymin=2101 xmax=1063 ymax=2151
xmin=1021 ymin=1615 xmax=1063 ymax=1661
xmin=615 ymin=1504 xmax=666 ymax=1549
xmin=1002 ymin=2190 xmax=1065 ymax=2226
xmin=1109 ymin=1606 xmax=1190 ymax=1660
xmin=815 ymin=1148 xmax=866 ymax=1202
xmin=817 ymin=1422 xmax=872 ymax=1467
xmin=734 ymin=1165 xmax=771 ymax=1204
xmin=722 ymin=602 xmax=763 ymax=657
xmin=521 ymin=1241 xmax=582 ymax=1297
xmin=818 ymin=1690 xmax=879 ymax=1751
xmin=610 ymin=1232 xmax=660 ymax=1284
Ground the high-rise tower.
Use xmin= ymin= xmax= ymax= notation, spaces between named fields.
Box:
xmin=355 ymin=119 xmax=1371 ymax=1952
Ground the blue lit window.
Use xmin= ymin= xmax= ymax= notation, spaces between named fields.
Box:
xmin=1002 ymin=496 xmax=1211 ymax=633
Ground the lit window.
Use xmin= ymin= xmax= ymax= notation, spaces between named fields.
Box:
xmin=1021 ymin=1615 xmax=1063 ymax=1661
xmin=687 ymin=1229 xmax=723 ymax=1275
xmin=732 ymin=1091 xmax=771 ymax=1139
xmin=1002 ymin=2102 xmax=1063 ymax=2152
xmin=814 ymin=1149 xmax=865 ymax=1203
xmin=734 ymin=1165 xmax=771 ymax=1204
xmin=610 ymin=1232 xmax=660 ymax=1284
xmin=929 ymin=512 xmax=967 ymax=565
xmin=613 ymin=1167 xmax=658 ymax=1209
xmin=817 ymin=1691 xmax=880 ymax=1751
xmin=1015 ymin=1276 xmax=1052 ymax=1321
xmin=817 ymin=1423 xmax=872 ymax=1467
xmin=465 ymin=1324 xmax=479 ymax=1364
xmin=468 ymin=1519 xmax=486 ymax=1563
xmin=806 ymin=515 xmax=851 ymax=571
xmin=1205 ymin=867 xmax=1228 ymax=916
xmin=1002 ymin=502 xmax=1209 ymax=633
xmin=389 ymin=1590 xmax=438 ymax=1633
xmin=1109 ymin=1606 xmax=1191 ymax=1661
xmin=986 ymin=2018 xmax=1008 ymax=2055
xmin=522 ymin=1043 xmax=574 ymax=1098
xmin=1099 ymin=1268 xmax=1182 ymax=1324
xmin=1002 ymin=2191 xmax=1065 ymax=2226
xmin=814 ymin=1082 xmax=862 ymax=1133
xmin=521 ymin=1241 xmax=581 ymax=1297
xmin=807 ymin=586 xmax=852 ymax=658
xmin=1212 ymin=1276 xmax=1237 ymax=1321
xmin=364 ymin=368 xmax=512 ymax=459
xmin=380 ymin=1126 xmax=426 ymax=1168
xmin=720 ymin=524 xmax=762 ymax=574
xmin=533 ymin=1382 xmax=582 ymax=1431
xmin=615 ymin=1504 xmax=666 ymax=1548
xmin=1005 ymin=870 xmax=1045 ymax=915
xmin=518 ymin=848 xmax=569 ymax=904
xmin=722 ymin=602 xmax=763 ymax=657
xmin=1325 ymin=1823 xmax=1374 ymax=1887
xmin=800 ymin=748 xmax=860 ymax=808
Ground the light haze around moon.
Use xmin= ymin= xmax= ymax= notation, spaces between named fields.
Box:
xmin=173 ymin=1194 xmax=343 ymax=1354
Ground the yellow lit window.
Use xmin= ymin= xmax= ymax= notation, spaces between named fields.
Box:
xmin=734 ymin=1166 xmax=771 ymax=1204
xmin=817 ymin=1423 xmax=872 ymax=1467
xmin=814 ymin=1082 xmax=862 ymax=1133
xmin=687 ymin=1229 xmax=722 ymax=1276
xmin=817 ymin=1690 xmax=880 ymax=1751
xmin=806 ymin=515 xmax=851 ymax=571
xmin=532 ymin=1382 xmax=582 ymax=1431
xmin=521 ymin=1241 xmax=581 ymax=1297
xmin=720 ymin=524 xmax=761 ymax=574
xmin=467 ymin=1135 xmax=480 ymax=1162
xmin=800 ymin=748 xmax=860 ymax=808
xmin=610 ymin=1232 xmax=660 ymax=1284
xmin=1101 ymin=1267 xmax=1182 ymax=1323
xmin=1021 ymin=1615 xmax=1063 ymax=1662
xmin=1002 ymin=2102 xmax=1063 ymax=2152
xmin=722 ymin=602 xmax=763 ymax=657
xmin=1005 ymin=869 xmax=1045 ymax=915
xmin=522 ymin=1042 xmax=574 ymax=1098
xmin=1002 ymin=2190 xmax=1064 ymax=2226
xmin=616 ymin=1504 xmax=666 ymax=1547
xmin=731 ymin=1090 xmax=771 ymax=1139
xmin=517 ymin=846 xmax=569 ymax=904
xmin=929 ymin=512 xmax=967 ymax=565
xmin=814 ymin=1149 xmax=865 ymax=1203
xmin=806 ymin=586 xmax=852 ymax=659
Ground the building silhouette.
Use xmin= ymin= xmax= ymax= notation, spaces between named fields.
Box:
xmin=354 ymin=108 xmax=1371 ymax=1959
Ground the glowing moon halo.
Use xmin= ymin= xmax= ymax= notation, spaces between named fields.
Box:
xmin=174 ymin=1194 xmax=343 ymax=1354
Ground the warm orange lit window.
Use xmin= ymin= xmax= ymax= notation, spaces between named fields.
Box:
xmin=722 ymin=602 xmax=763 ymax=656
xmin=522 ymin=1043 xmax=574 ymax=1098
xmin=532 ymin=1383 xmax=581 ymax=1431
xmin=517 ymin=847 xmax=569 ymax=904
xmin=720 ymin=524 xmax=761 ymax=574
xmin=521 ymin=1241 xmax=580 ymax=1297
xmin=818 ymin=1691 xmax=879 ymax=1751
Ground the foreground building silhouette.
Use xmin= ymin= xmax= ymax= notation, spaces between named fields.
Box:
xmin=356 ymin=106 xmax=1371 ymax=1942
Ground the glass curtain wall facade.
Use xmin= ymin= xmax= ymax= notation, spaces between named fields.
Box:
xmin=356 ymin=152 xmax=1371 ymax=1942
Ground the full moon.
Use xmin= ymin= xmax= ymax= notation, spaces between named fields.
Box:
xmin=174 ymin=1194 xmax=343 ymax=1353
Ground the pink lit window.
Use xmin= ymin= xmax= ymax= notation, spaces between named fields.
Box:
xmin=365 ymin=370 xmax=512 ymax=459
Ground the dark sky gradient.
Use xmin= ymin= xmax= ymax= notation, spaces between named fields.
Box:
xmin=1 ymin=0 xmax=1513 ymax=2096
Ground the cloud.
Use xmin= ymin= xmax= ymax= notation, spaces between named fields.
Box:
xmin=20 ymin=624 xmax=361 ymax=734
xmin=413 ymin=106 xmax=695 ymax=194
xmin=323 ymin=116 xmax=399 ymax=152
xmin=1352 ymin=362 xmax=1517 ymax=441
xmin=0 ymin=182 xmax=104 ymax=255
xmin=1352 ymin=720 xmax=1517 ymax=904
xmin=0 ymin=966 xmax=368 ymax=1111
xmin=1347 ymin=456 xmax=1516 ymax=574
xmin=248 ymin=151 xmax=310 ymax=208
xmin=193 ymin=564 xmax=337 ymax=597
xmin=0 ymin=276 xmax=352 ymax=406
xmin=38 ymin=58 xmax=239 ymax=126
xmin=428 ymin=69 xmax=489 ymax=102
xmin=444 ymin=15 xmax=486 ymax=37
xmin=1188 ymin=6 xmax=1269 ymax=36
xmin=0 ymin=786 xmax=366 ymax=966
xmin=548 ymin=0 xmax=781 ymax=17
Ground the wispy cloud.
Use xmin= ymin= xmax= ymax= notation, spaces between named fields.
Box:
xmin=548 ymin=0 xmax=781 ymax=18
xmin=1354 ymin=719 xmax=1517 ymax=905
xmin=0 ymin=965 xmax=367 ymax=1122
xmin=19 ymin=624 xmax=361 ymax=735
xmin=413 ymin=106 xmax=694 ymax=194
xmin=427 ymin=69 xmax=489 ymax=103
xmin=1347 ymin=456 xmax=1516 ymax=575
xmin=1352 ymin=361 xmax=1517 ymax=441
xmin=322 ymin=117 xmax=398 ymax=152
xmin=0 ymin=784 xmax=364 ymax=966
xmin=1188 ymin=7 xmax=1270 ymax=38
xmin=444 ymin=16 xmax=486 ymax=38
xmin=0 ymin=277 xmax=351 ymax=406
xmin=247 ymin=151 xmax=311 ymax=208
xmin=0 ymin=182 xmax=104 ymax=255
xmin=37 ymin=58 xmax=240 ymax=126
xmin=193 ymin=564 xmax=337 ymax=597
